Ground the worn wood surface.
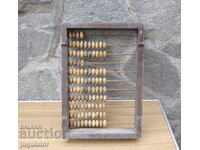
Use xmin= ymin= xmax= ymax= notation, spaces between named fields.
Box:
xmin=18 ymin=101 xmax=177 ymax=150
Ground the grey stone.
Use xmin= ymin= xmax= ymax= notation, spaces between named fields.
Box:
xmin=162 ymin=43 xmax=181 ymax=59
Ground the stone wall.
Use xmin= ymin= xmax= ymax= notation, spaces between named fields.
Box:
xmin=18 ymin=0 xmax=181 ymax=147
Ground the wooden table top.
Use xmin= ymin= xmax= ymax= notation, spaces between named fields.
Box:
xmin=18 ymin=100 xmax=178 ymax=150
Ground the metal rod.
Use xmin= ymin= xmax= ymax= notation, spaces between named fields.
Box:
xmin=87 ymin=33 xmax=137 ymax=37
xmin=107 ymin=71 xmax=137 ymax=73
xmin=107 ymin=43 xmax=137 ymax=47
xmin=107 ymin=88 xmax=136 ymax=91
xmin=107 ymin=80 xmax=136 ymax=82
xmin=107 ymin=53 xmax=137 ymax=56
xmin=108 ymin=97 xmax=135 ymax=100
xmin=86 ymin=62 xmax=137 ymax=65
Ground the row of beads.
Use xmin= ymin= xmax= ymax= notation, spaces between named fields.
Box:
xmin=68 ymin=32 xmax=84 ymax=39
xmin=69 ymin=86 xmax=107 ymax=93
xmin=70 ymin=120 xmax=107 ymax=128
xmin=70 ymin=111 xmax=106 ymax=119
xmin=69 ymin=50 xmax=107 ymax=58
xmin=68 ymin=59 xmax=84 ymax=66
xmin=69 ymin=77 xmax=106 ymax=84
xmin=70 ymin=102 xmax=106 ymax=110
xmin=69 ymin=41 xmax=107 ymax=49
xmin=69 ymin=95 xmax=107 ymax=101
xmin=69 ymin=68 xmax=106 ymax=76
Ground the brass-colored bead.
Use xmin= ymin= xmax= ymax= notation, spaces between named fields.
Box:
xmin=80 ymin=50 xmax=84 ymax=58
xmin=95 ymin=51 xmax=99 ymax=58
xmin=76 ymin=69 xmax=79 ymax=75
xmin=95 ymin=41 xmax=99 ymax=49
xmin=96 ymin=95 xmax=99 ymax=101
xmin=99 ymin=103 xmax=102 ymax=109
xmin=92 ymin=68 xmax=95 ymax=76
xmin=92 ymin=77 xmax=95 ymax=84
xmin=69 ymin=87 xmax=73 ymax=93
xmin=88 ymin=77 xmax=92 ymax=84
xmin=81 ymin=112 xmax=84 ymax=119
xmin=92 ymin=87 xmax=95 ymax=93
xmin=92 ymin=112 xmax=96 ymax=119
xmin=92 ymin=41 xmax=95 ymax=49
xmin=80 ymin=68 xmax=84 ymax=75
xmin=80 ymin=60 xmax=84 ymax=66
xmin=80 ymin=41 xmax=83 ymax=48
xmin=76 ymin=41 xmax=80 ymax=48
xmin=99 ymin=41 xmax=103 ymax=49
xmin=80 ymin=77 xmax=84 ymax=84
xmin=80 ymin=32 xmax=84 ymax=39
xmin=103 ymin=95 xmax=107 ymax=101
xmin=92 ymin=120 xmax=96 ymax=127
xmin=103 ymin=51 xmax=107 ymax=58
xmin=95 ymin=86 xmax=99 ymax=93
xmin=103 ymin=86 xmax=107 ymax=92
xmin=69 ymin=68 xmax=73 ymax=75
xmin=88 ymin=41 xmax=91 ymax=48
xmin=88 ymin=51 xmax=92 ymax=57
xmin=103 ymin=77 xmax=106 ymax=84
xmin=76 ymin=87 xmax=80 ymax=93
xmin=68 ymin=32 xmax=72 ymax=39
xmin=69 ymin=41 xmax=72 ymax=48
xmin=98 ymin=78 xmax=102 ymax=84
xmin=69 ymin=59 xmax=73 ymax=66
xmin=76 ymin=77 xmax=80 ymax=84
xmin=92 ymin=51 xmax=96 ymax=58
xmin=84 ymin=78 xmax=88 ymax=84
xmin=91 ymin=103 xmax=95 ymax=109
xmin=84 ymin=69 xmax=87 ymax=75
xmin=95 ymin=103 xmax=98 ymax=109
xmin=88 ymin=111 xmax=92 ymax=118
xmin=95 ymin=77 xmax=99 ymax=84
xmin=99 ymin=95 xmax=103 ymax=101
xmin=84 ymin=103 xmax=88 ymax=109
xmin=99 ymin=112 xmax=103 ymax=119
xmin=89 ymin=95 xmax=92 ymax=101
xmin=99 ymin=68 xmax=103 ymax=75
xmin=69 ymin=50 xmax=73 ymax=57
xmin=72 ymin=41 xmax=76 ymax=48
xmin=84 ymin=50 xmax=87 ymax=57
xmin=88 ymin=103 xmax=91 ymax=109
xmin=87 ymin=87 xmax=91 ymax=93
xmin=95 ymin=120 xmax=99 ymax=127
xmin=81 ymin=120 xmax=84 ymax=127
xmin=72 ymin=50 xmax=76 ymax=57
xmin=73 ymin=77 xmax=77 ymax=84
xmin=84 ymin=41 xmax=87 ymax=48
xmin=69 ymin=78 xmax=73 ymax=84
xmin=99 ymin=120 xmax=103 ymax=127
xmin=76 ymin=32 xmax=79 ymax=39
xmin=95 ymin=112 xmax=99 ymax=118
xmin=84 ymin=120 xmax=88 ymax=127
xmin=77 ymin=112 xmax=81 ymax=119
xmin=72 ymin=32 xmax=76 ymax=39
xmin=88 ymin=120 xmax=92 ymax=127
xmin=76 ymin=51 xmax=80 ymax=57
xmin=99 ymin=51 xmax=103 ymax=58
xmin=77 ymin=120 xmax=80 ymax=128
xmin=99 ymin=86 xmax=103 ymax=93
xmin=103 ymin=42 xmax=106 ymax=49
xmin=88 ymin=69 xmax=92 ymax=75
xmin=103 ymin=120 xmax=107 ymax=127
xmin=73 ymin=86 xmax=76 ymax=93
xmin=92 ymin=95 xmax=96 ymax=101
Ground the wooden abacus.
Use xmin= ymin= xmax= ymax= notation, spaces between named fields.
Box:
xmin=61 ymin=23 xmax=144 ymax=140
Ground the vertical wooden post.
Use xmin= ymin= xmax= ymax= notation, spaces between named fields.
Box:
xmin=135 ymin=25 xmax=144 ymax=137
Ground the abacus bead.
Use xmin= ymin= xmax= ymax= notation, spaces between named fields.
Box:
xmin=77 ymin=103 xmax=81 ymax=109
xmin=69 ymin=41 xmax=72 ymax=47
xmin=95 ymin=112 xmax=99 ymax=118
xmin=92 ymin=95 xmax=96 ymax=101
xmin=89 ymin=95 xmax=92 ymax=101
xmin=80 ymin=32 xmax=84 ymax=39
xmin=103 ymin=51 xmax=107 ymax=58
xmin=95 ymin=51 xmax=99 ymax=58
xmin=73 ymin=50 xmax=76 ymax=57
xmin=88 ymin=51 xmax=92 ymax=57
xmin=99 ymin=41 xmax=103 ymax=49
xmin=88 ymin=87 xmax=91 ymax=93
xmin=88 ymin=111 xmax=92 ymax=118
xmin=103 ymin=77 xmax=106 ymax=84
xmin=99 ymin=86 xmax=103 ymax=93
xmin=84 ymin=69 xmax=87 ymax=75
xmin=72 ymin=41 xmax=76 ymax=48
xmin=69 ymin=68 xmax=73 ymax=75
xmin=92 ymin=120 xmax=96 ymax=127
xmin=92 ymin=112 xmax=95 ymax=119
xmin=96 ymin=95 xmax=99 ymax=101
xmin=84 ymin=120 xmax=88 ymax=127
xmin=72 ymin=32 xmax=76 ymax=39
xmin=95 ymin=41 xmax=99 ymax=49
xmin=76 ymin=87 xmax=80 ymax=93
xmin=88 ymin=69 xmax=92 ymax=75
xmin=76 ymin=51 xmax=80 ymax=57
xmin=80 ymin=68 xmax=84 ymax=75
xmin=99 ymin=103 xmax=102 ymax=109
xmin=92 ymin=51 xmax=95 ymax=58
xmin=84 ymin=103 xmax=88 ymax=109
xmin=80 ymin=41 xmax=83 ymax=48
xmin=69 ymin=32 xmax=72 ymax=39
xmin=92 ymin=87 xmax=95 ymax=93
xmin=95 ymin=103 xmax=98 ymax=109
xmin=91 ymin=103 xmax=95 ymax=109
xmin=85 ymin=95 xmax=88 ymax=100
xmin=99 ymin=51 xmax=103 ymax=58
xmin=103 ymin=86 xmax=106 ymax=92
xmin=76 ymin=32 xmax=79 ymax=39
xmin=69 ymin=50 xmax=73 ymax=57
xmin=102 ymin=103 xmax=105 ymax=109
xmin=77 ymin=77 xmax=80 ymax=84
xmin=81 ymin=120 xmax=84 ymax=127
xmin=81 ymin=112 xmax=84 ymax=119
xmin=73 ymin=59 xmax=77 ymax=66
xmin=88 ymin=103 xmax=91 ymax=109
xmin=88 ymin=41 xmax=91 ymax=48
xmin=99 ymin=112 xmax=102 ymax=119
xmin=99 ymin=120 xmax=103 ymax=127
xmin=80 ymin=50 xmax=84 ymax=58
xmin=103 ymin=120 xmax=107 ymax=127
xmin=99 ymin=78 xmax=102 ymax=84
xmin=103 ymin=42 xmax=106 ymax=48
xmin=95 ymin=87 xmax=99 ymax=93
xmin=75 ymin=69 xmax=79 ymax=75
xmin=84 ymin=78 xmax=88 ymax=84
xmin=103 ymin=95 xmax=107 ymax=101
xmin=92 ymin=41 xmax=95 ymax=49
xmin=80 ymin=77 xmax=84 ymax=84
xmin=69 ymin=59 xmax=73 ymax=66
xmin=95 ymin=120 xmax=99 ymax=127
xmin=103 ymin=112 xmax=106 ymax=118
xmin=77 ymin=112 xmax=81 ymax=119
xmin=77 ymin=120 xmax=80 ymax=128
xmin=80 ymin=60 xmax=84 ymax=66
xmin=99 ymin=95 xmax=103 ymax=101
xmin=95 ymin=77 xmax=99 ymax=84
xmin=76 ymin=41 xmax=80 ymax=48
xmin=84 ymin=51 xmax=87 ymax=57
xmin=88 ymin=77 xmax=92 ymax=84
xmin=80 ymin=86 xmax=84 ymax=92
xmin=88 ymin=120 xmax=92 ymax=127
xmin=99 ymin=68 xmax=103 ymax=75
xmin=84 ymin=41 xmax=87 ymax=48
xmin=92 ymin=68 xmax=95 ymax=76
xmin=92 ymin=77 xmax=95 ymax=84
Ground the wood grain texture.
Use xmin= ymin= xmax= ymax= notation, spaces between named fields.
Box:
xmin=18 ymin=101 xmax=177 ymax=150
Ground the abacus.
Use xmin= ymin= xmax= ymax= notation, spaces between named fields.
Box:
xmin=61 ymin=23 xmax=144 ymax=139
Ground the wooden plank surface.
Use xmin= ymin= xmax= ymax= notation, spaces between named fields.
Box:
xmin=18 ymin=101 xmax=177 ymax=150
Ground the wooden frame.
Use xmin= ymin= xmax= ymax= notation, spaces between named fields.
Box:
xmin=61 ymin=23 xmax=144 ymax=139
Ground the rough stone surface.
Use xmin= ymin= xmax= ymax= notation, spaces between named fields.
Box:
xmin=18 ymin=0 xmax=181 ymax=147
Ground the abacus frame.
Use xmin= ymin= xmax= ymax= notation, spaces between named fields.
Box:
xmin=61 ymin=23 xmax=144 ymax=140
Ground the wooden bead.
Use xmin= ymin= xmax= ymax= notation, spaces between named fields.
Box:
xmin=99 ymin=120 xmax=103 ymax=127
xmin=77 ymin=77 xmax=80 ymax=84
xmin=92 ymin=41 xmax=95 ymax=49
xmin=80 ymin=60 xmax=84 ymax=66
xmin=99 ymin=68 xmax=103 ymax=75
xmin=77 ymin=112 xmax=81 ymax=119
xmin=84 ymin=51 xmax=87 ymax=57
xmin=84 ymin=41 xmax=87 ymax=48
xmin=99 ymin=51 xmax=103 ymax=58
xmin=80 ymin=68 xmax=84 ymax=75
xmin=76 ymin=32 xmax=79 ymax=39
xmin=92 ymin=95 xmax=96 ymax=101
xmin=91 ymin=103 xmax=95 ymax=109
xmin=72 ymin=32 xmax=76 ymax=39
xmin=69 ymin=68 xmax=73 ymax=75
xmin=98 ymin=78 xmax=102 ymax=84
xmin=88 ymin=41 xmax=91 ymax=48
xmin=76 ymin=41 xmax=80 ymax=48
xmin=92 ymin=87 xmax=95 ymax=93
xmin=89 ymin=95 xmax=92 ymax=101
xmin=69 ymin=41 xmax=73 ymax=48
xmin=103 ymin=42 xmax=106 ymax=48
xmin=81 ymin=112 xmax=84 ymax=119
xmin=77 ymin=120 xmax=80 ymax=128
xmin=88 ymin=69 xmax=92 ymax=75
xmin=95 ymin=77 xmax=99 ymax=84
xmin=84 ymin=120 xmax=88 ymax=127
xmin=95 ymin=41 xmax=99 ymax=49
xmin=99 ymin=41 xmax=103 ymax=49
xmin=95 ymin=120 xmax=99 ymax=127
xmin=87 ymin=87 xmax=91 ymax=93
xmin=84 ymin=78 xmax=88 ymax=84
xmin=99 ymin=103 xmax=102 ymax=109
xmin=95 ymin=51 xmax=99 ymax=58
xmin=92 ymin=77 xmax=95 ymax=84
xmin=103 ymin=120 xmax=107 ymax=127
xmin=95 ymin=86 xmax=99 ymax=93
xmin=92 ymin=68 xmax=95 ymax=76
xmin=92 ymin=51 xmax=95 ymax=58
xmin=103 ymin=95 xmax=107 ymax=101
xmin=80 ymin=77 xmax=84 ymax=84
xmin=76 ymin=51 xmax=80 ymax=57
xmin=88 ymin=51 xmax=92 ymax=57
xmin=88 ymin=120 xmax=92 ymax=127
xmin=99 ymin=112 xmax=103 ymax=119
xmin=68 ymin=32 xmax=72 ymax=39
xmin=69 ymin=59 xmax=73 ymax=66
xmin=73 ymin=50 xmax=76 ymax=57
xmin=99 ymin=86 xmax=103 ymax=93
xmin=80 ymin=41 xmax=83 ymax=48
xmin=88 ymin=77 xmax=92 ymax=84
xmin=81 ymin=120 xmax=84 ymax=127
xmin=76 ymin=69 xmax=80 ymax=75
xmin=80 ymin=32 xmax=84 ymax=39
xmin=95 ymin=112 xmax=99 ymax=118
xmin=99 ymin=95 xmax=103 ymax=101
xmin=69 ymin=50 xmax=73 ymax=57
xmin=88 ymin=103 xmax=91 ymax=109
xmin=84 ymin=69 xmax=87 ymax=75
xmin=103 ymin=77 xmax=106 ymax=84
xmin=92 ymin=112 xmax=96 ymax=119
xmin=72 ymin=41 xmax=76 ymax=48
xmin=88 ymin=111 xmax=92 ymax=118
xmin=103 ymin=86 xmax=106 ymax=92
xmin=76 ymin=87 xmax=80 ymax=93
xmin=103 ymin=51 xmax=107 ymax=58
xmin=73 ymin=59 xmax=77 ymax=66
xmin=80 ymin=50 xmax=84 ymax=58
xmin=92 ymin=120 xmax=96 ymax=127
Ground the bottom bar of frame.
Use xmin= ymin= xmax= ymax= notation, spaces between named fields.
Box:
xmin=64 ymin=128 xmax=139 ymax=139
